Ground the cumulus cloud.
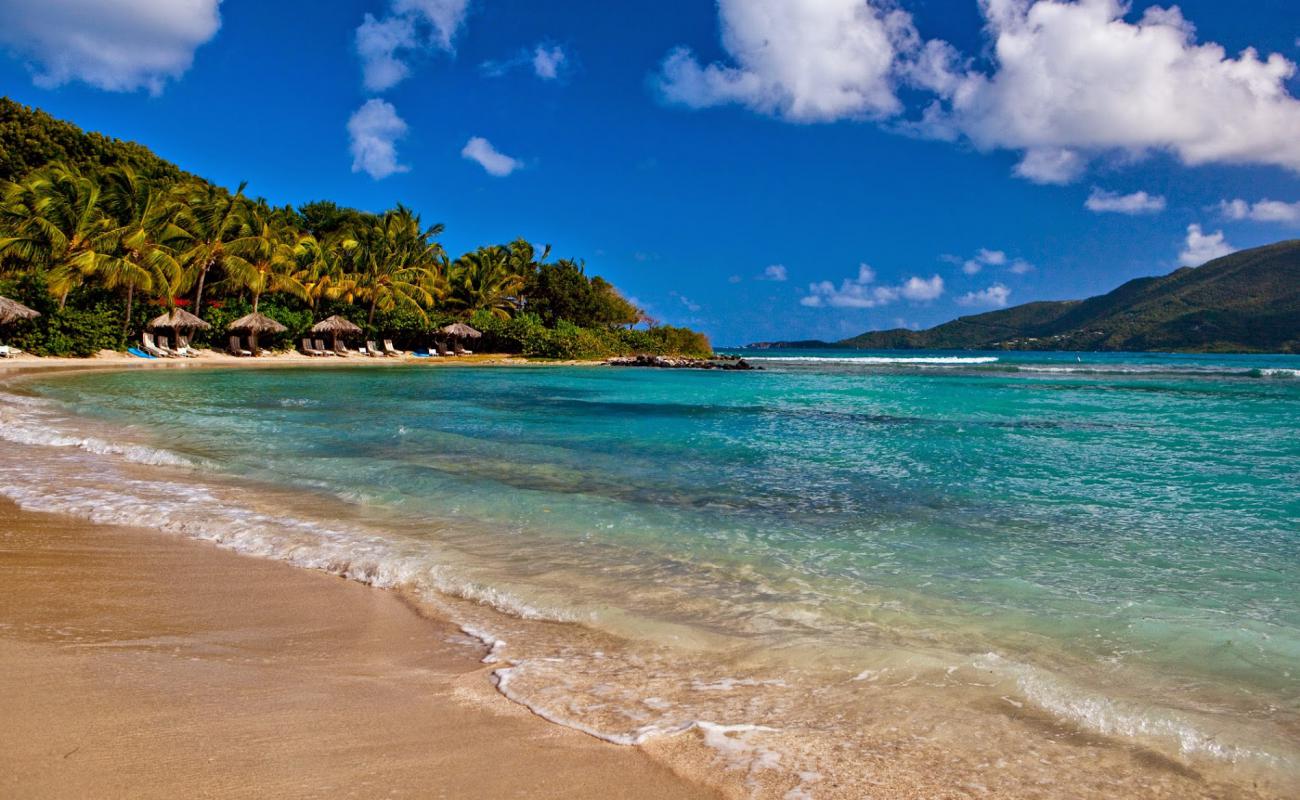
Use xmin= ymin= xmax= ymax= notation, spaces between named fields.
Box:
xmin=957 ymin=283 xmax=1012 ymax=308
xmin=947 ymin=248 xmax=1032 ymax=275
xmin=760 ymin=264 xmax=788 ymax=282
xmin=1086 ymin=188 xmax=1167 ymax=215
xmin=919 ymin=0 xmax=1300 ymax=181
xmin=801 ymin=264 xmax=943 ymax=308
xmin=533 ymin=45 xmax=566 ymax=80
xmin=484 ymin=43 xmax=569 ymax=80
xmin=461 ymin=136 xmax=521 ymax=177
xmin=658 ymin=0 xmax=1300 ymax=182
xmin=348 ymin=99 xmax=409 ymax=180
xmin=1179 ymin=224 xmax=1235 ymax=265
xmin=355 ymin=0 xmax=469 ymax=92
xmin=1218 ymin=198 xmax=1300 ymax=224
xmin=0 ymin=0 xmax=222 ymax=94
xmin=655 ymin=0 xmax=916 ymax=121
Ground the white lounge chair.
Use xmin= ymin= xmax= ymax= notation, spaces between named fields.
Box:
xmin=365 ymin=340 xmax=383 ymax=357
xmin=301 ymin=338 xmax=326 ymax=356
xmin=142 ymin=332 xmax=173 ymax=358
xmin=0 ymin=344 xmax=21 ymax=358
xmin=175 ymin=335 xmax=201 ymax=357
xmin=383 ymin=339 xmax=403 ymax=357
xmin=228 ymin=335 xmax=252 ymax=357
xmin=314 ymin=338 xmax=336 ymax=356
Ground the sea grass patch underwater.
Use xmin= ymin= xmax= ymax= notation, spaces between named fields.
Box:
xmin=4 ymin=349 xmax=1299 ymax=796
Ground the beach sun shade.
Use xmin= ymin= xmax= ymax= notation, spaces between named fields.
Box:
xmin=228 ymin=312 xmax=289 ymax=334
xmin=146 ymin=308 xmax=212 ymax=331
xmin=440 ymin=322 xmax=482 ymax=338
xmin=0 ymin=296 xmax=41 ymax=326
xmin=310 ymin=315 xmax=363 ymax=335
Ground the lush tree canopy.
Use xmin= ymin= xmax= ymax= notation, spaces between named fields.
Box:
xmin=0 ymin=100 xmax=710 ymax=359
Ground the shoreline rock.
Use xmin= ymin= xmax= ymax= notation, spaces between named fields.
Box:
xmin=605 ymin=355 xmax=759 ymax=370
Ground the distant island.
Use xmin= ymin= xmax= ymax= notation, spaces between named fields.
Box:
xmin=748 ymin=241 xmax=1300 ymax=354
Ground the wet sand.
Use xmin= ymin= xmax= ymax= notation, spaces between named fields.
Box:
xmin=0 ymin=502 xmax=713 ymax=799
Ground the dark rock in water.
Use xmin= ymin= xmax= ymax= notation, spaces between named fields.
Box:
xmin=605 ymin=355 xmax=760 ymax=371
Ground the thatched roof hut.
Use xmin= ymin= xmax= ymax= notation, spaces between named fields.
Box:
xmin=440 ymin=322 xmax=482 ymax=339
xmin=146 ymin=308 xmax=212 ymax=331
xmin=0 ymin=296 xmax=40 ymax=326
xmin=228 ymin=311 xmax=287 ymax=355
xmin=311 ymin=315 xmax=362 ymax=335
xmin=228 ymin=312 xmax=288 ymax=334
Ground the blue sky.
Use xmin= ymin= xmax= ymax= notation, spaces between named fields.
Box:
xmin=1 ymin=0 xmax=1298 ymax=345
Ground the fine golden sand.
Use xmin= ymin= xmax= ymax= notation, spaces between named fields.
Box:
xmin=0 ymin=502 xmax=714 ymax=799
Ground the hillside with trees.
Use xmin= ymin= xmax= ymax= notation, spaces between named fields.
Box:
xmin=0 ymin=98 xmax=710 ymax=359
xmin=750 ymin=241 xmax=1300 ymax=354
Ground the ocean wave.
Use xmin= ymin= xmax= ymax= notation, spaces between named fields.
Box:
xmin=0 ymin=392 xmax=195 ymax=467
xmin=742 ymin=356 xmax=1000 ymax=365
xmin=976 ymin=653 xmax=1285 ymax=768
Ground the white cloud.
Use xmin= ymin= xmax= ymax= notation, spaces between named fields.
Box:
xmin=348 ymin=99 xmax=409 ymax=180
xmin=484 ymin=43 xmax=569 ymax=81
xmin=656 ymin=0 xmax=915 ymax=122
xmin=678 ymin=295 xmax=702 ymax=312
xmin=1179 ymin=224 xmax=1236 ymax=265
xmin=355 ymin=0 xmax=469 ymax=92
xmin=533 ymin=45 xmax=566 ymax=80
xmin=957 ymin=283 xmax=1012 ymax=308
xmin=0 ymin=0 xmax=221 ymax=94
xmin=950 ymin=248 xmax=1032 ymax=276
xmin=356 ymin=13 xmax=418 ymax=92
xmin=658 ymin=0 xmax=1300 ymax=183
xmin=921 ymin=0 xmax=1300 ymax=181
xmin=1086 ymin=188 xmax=1167 ymax=215
xmin=728 ymin=274 xmax=743 ymax=284
xmin=461 ymin=136 xmax=521 ymax=177
xmin=760 ymin=264 xmax=788 ymax=282
xmin=1218 ymin=198 xmax=1300 ymax=224
xmin=801 ymin=264 xmax=943 ymax=308
xmin=900 ymin=274 xmax=944 ymax=301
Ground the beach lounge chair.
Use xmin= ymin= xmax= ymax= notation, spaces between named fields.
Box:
xmin=157 ymin=335 xmax=182 ymax=357
xmin=365 ymin=340 xmax=383 ymax=357
xmin=301 ymin=338 xmax=326 ymax=356
xmin=0 ymin=345 xmax=20 ymax=358
xmin=334 ymin=340 xmax=352 ymax=357
xmin=228 ymin=335 xmax=252 ymax=357
xmin=176 ymin=335 xmax=201 ymax=357
xmin=454 ymin=341 xmax=472 ymax=355
xmin=435 ymin=340 xmax=451 ymax=357
xmin=142 ymin=332 xmax=173 ymax=358
xmin=314 ymin=339 xmax=336 ymax=356
xmin=382 ymin=339 xmax=403 ymax=357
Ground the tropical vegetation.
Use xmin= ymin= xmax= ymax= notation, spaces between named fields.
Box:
xmin=0 ymin=98 xmax=711 ymax=359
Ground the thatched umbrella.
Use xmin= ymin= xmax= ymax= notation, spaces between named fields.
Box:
xmin=147 ymin=308 xmax=211 ymax=331
xmin=146 ymin=308 xmax=211 ymax=348
xmin=311 ymin=315 xmax=362 ymax=350
xmin=440 ymin=322 xmax=481 ymax=339
xmin=228 ymin=311 xmax=288 ymax=355
xmin=0 ymin=296 xmax=40 ymax=326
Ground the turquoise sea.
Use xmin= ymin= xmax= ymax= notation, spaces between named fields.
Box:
xmin=2 ymin=350 xmax=1297 ymax=797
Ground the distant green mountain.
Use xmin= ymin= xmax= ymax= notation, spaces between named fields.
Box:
xmin=749 ymin=241 xmax=1300 ymax=354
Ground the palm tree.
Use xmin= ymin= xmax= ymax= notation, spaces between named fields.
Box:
xmin=100 ymin=166 xmax=187 ymax=336
xmin=0 ymin=163 xmax=116 ymax=309
xmin=224 ymin=206 xmax=308 ymax=314
xmin=344 ymin=206 xmax=444 ymax=327
xmin=175 ymin=181 xmax=248 ymax=318
xmin=449 ymin=245 xmax=524 ymax=319
xmin=292 ymin=235 xmax=345 ymax=311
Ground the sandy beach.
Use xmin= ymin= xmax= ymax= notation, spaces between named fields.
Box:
xmin=0 ymin=500 xmax=713 ymax=799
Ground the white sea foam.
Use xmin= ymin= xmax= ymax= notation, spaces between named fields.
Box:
xmin=743 ymin=355 xmax=999 ymax=365
xmin=976 ymin=653 xmax=1282 ymax=767
xmin=0 ymin=392 xmax=195 ymax=467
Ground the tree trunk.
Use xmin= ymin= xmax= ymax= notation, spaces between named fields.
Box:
xmin=252 ymin=290 xmax=260 ymax=315
xmin=58 ymin=287 xmax=69 ymax=311
xmin=122 ymin=283 xmax=134 ymax=340
xmin=193 ymin=255 xmax=216 ymax=318
xmin=367 ymin=296 xmax=378 ymax=327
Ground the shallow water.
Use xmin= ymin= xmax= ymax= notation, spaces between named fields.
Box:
xmin=3 ymin=350 xmax=1298 ymax=797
